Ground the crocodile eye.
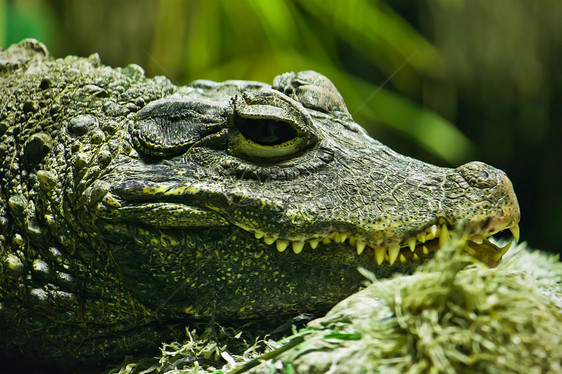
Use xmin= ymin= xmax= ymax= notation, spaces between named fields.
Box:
xmin=234 ymin=117 xmax=298 ymax=146
xmin=230 ymin=90 xmax=318 ymax=159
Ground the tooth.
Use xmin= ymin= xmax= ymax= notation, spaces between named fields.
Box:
xmin=356 ymin=240 xmax=366 ymax=255
xmin=349 ymin=236 xmax=356 ymax=246
xmin=309 ymin=239 xmax=320 ymax=249
xmin=471 ymin=237 xmax=483 ymax=244
xmin=439 ymin=225 xmax=450 ymax=246
xmin=254 ymin=232 xmax=263 ymax=239
xmin=399 ymin=254 xmax=406 ymax=263
xmin=422 ymin=246 xmax=429 ymax=255
xmin=276 ymin=240 xmax=289 ymax=252
xmin=426 ymin=224 xmax=440 ymax=240
xmin=407 ymin=238 xmax=416 ymax=252
xmin=413 ymin=253 xmax=419 ymax=260
xmin=264 ymin=237 xmax=276 ymax=245
xmin=501 ymin=241 xmax=512 ymax=253
xmin=510 ymin=225 xmax=520 ymax=242
xmin=333 ymin=233 xmax=347 ymax=243
xmin=430 ymin=224 xmax=438 ymax=237
xmin=292 ymin=241 xmax=304 ymax=254
xmin=322 ymin=237 xmax=331 ymax=244
xmin=417 ymin=232 xmax=426 ymax=243
xmin=494 ymin=242 xmax=512 ymax=261
xmin=389 ymin=245 xmax=400 ymax=265
xmin=374 ymin=247 xmax=386 ymax=265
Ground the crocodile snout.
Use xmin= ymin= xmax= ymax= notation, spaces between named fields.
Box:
xmin=455 ymin=161 xmax=520 ymax=241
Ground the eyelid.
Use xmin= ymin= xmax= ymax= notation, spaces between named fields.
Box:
xmin=234 ymin=104 xmax=297 ymax=126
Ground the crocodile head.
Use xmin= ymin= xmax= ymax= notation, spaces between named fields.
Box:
xmin=90 ymin=70 xmax=520 ymax=319
xmin=0 ymin=40 xmax=520 ymax=364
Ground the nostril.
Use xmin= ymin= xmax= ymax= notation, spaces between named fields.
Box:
xmin=457 ymin=161 xmax=498 ymax=188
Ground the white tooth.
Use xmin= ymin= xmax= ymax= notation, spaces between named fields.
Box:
xmin=276 ymin=240 xmax=289 ymax=252
xmin=407 ymin=238 xmax=416 ymax=252
xmin=423 ymin=246 xmax=429 ymax=255
xmin=426 ymin=224 xmax=440 ymax=240
xmin=389 ymin=245 xmax=400 ymax=265
xmin=309 ymin=239 xmax=320 ymax=249
xmin=322 ymin=237 xmax=332 ymax=244
xmin=356 ymin=240 xmax=366 ymax=255
xmin=399 ymin=254 xmax=406 ymax=263
xmin=292 ymin=241 xmax=304 ymax=254
xmin=264 ymin=237 xmax=276 ymax=245
xmin=417 ymin=232 xmax=426 ymax=243
xmin=254 ymin=232 xmax=263 ymax=239
xmin=430 ymin=224 xmax=438 ymax=237
xmin=374 ymin=247 xmax=386 ymax=265
xmin=413 ymin=253 xmax=420 ymax=260
xmin=340 ymin=233 xmax=348 ymax=243
xmin=439 ymin=225 xmax=450 ymax=246
xmin=349 ymin=236 xmax=356 ymax=246
xmin=510 ymin=225 xmax=520 ymax=242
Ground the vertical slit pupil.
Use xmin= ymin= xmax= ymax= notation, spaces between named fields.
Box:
xmin=235 ymin=118 xmax=298 ymax=145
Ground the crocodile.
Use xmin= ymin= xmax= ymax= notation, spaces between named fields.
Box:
xmin=0 ymin=40 xmax=520 ymax=367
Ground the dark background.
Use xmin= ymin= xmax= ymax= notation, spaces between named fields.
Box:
xmin=2 ymin=0 xmax=561 ymax=254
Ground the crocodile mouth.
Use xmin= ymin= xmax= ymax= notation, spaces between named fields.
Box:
xmin=244 ymin=222 xmax=520 ymax=267
xmin=96 ymin=193 xmax=519 ymax=268
xmin=99 ymin=182 xmax=520 ymax=268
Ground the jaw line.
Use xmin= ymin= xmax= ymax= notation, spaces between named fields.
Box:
xmin=238 ymin=221 xmax=520 ymax=267
xmin=96 ymin=187 xmax=519 ymax=268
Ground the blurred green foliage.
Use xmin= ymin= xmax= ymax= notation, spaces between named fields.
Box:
xmin=151 ymin=0 xmax=475 ymax=163
xmin=0 ymin=0 xmax=475 ymax=164
xmin=2 ymin=0 xmax=561 ymax=252
xmin=1 ymin=0 xmax=54 ymax=47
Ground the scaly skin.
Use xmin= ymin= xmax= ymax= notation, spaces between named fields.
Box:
xmin=0 ymin=40 xmax=520 ymax=366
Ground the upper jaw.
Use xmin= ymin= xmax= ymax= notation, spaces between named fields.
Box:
xmin=93 ymin=189 xmax=519 ymax=268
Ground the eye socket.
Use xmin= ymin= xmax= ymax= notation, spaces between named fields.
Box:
xmin=229 ymin=91 xmax=319 ymax=160
xmin=234 ymin=117 xmax=298 ymax=146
